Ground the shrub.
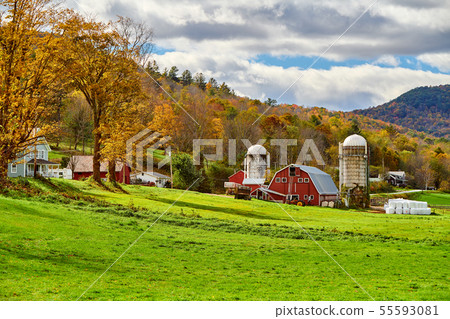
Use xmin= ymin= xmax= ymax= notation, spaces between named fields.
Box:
xmin=172 ymin=153 xmax=201 ymax=190
xmin=370 ymin=181 xmax=395 ymax=194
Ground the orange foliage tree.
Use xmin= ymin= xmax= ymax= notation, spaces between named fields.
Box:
xmin=0 ymin=0 xmax=63 ymax=184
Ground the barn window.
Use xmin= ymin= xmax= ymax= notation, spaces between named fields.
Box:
xmin=304 ymin=194 xmax=308 ymax=200
xmin=298 ymin=178 xmax=303 ymax=183
xmin=275 ymin=177 xmax=280 ymax=183
xmin=310 ymin=195 xmax=314 ymax=200
xmin=281 ymin=177 xmax=287 ymax=183
xmin=289 ymin=166 xmax=296 ymax=176
xmin=304 ymin=178 xmax=309 ymax=183
xmin=291 ymin=195 xmax=299 ymax=200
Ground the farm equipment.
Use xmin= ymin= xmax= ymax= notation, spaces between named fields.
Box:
xmin=234 ymin=185 xmax=251 ymax=200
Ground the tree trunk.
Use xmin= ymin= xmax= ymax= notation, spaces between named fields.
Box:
xmin=0 ymin=157 xmax=8 ymax=186
xmin=93 ymin=129 xmax=102 ymax=183
xmin=108 ymin=160 xmax=116 ymax=183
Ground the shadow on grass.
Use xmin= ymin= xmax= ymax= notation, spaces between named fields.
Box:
xmin=153 ymin=197 xmax=289 ymax=221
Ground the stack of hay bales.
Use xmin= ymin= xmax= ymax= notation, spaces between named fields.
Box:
xmin=384 ymin=199 xmax=431 ymax=215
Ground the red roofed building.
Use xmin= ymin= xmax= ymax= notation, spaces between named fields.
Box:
xmin=68 ymin=156 xmax=131 ymax=184
xmin=228 ymin=170 xmax=245 ymax=185
xmin=251 ymin=164 xmax=338 ymax=206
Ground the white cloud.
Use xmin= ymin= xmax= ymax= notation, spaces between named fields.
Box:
xmin=417 ymin=53 xmax=450 ymax=73
xmin=65 ymin=0 xmax=450 ymax=110
xmin=374 ymin=55 xmax=400 ymax=67
xmin=155 ymin=52 xmax=450 ymax=110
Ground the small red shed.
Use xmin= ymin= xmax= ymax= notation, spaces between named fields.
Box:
xmin=228 ymin=170 xmax=245 ymax=185
xmin=69 ymin=155 xmax=131 ymax=184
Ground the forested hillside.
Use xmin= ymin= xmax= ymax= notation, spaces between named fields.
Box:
xmin=1 ymin=0 xmax=448 ymax=192
xmin=353 ymin=85 xmax=450 ymax=138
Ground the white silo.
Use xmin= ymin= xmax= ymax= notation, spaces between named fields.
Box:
xmin=339 ymin=134 xmax=369 ymax=207
xmin=244 ymin=145 xmax=270 ymax=182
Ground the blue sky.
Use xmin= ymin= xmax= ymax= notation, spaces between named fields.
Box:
xmin=69 ymin=0 xmax=450 ymax=111
xmin=253 ymin=55 xmax=446 ymax=74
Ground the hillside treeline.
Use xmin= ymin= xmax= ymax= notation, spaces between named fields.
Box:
xmin=51 ymin=59 xmax=450 ymax=192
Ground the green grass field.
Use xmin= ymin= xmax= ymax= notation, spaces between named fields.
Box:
xmin=409 ymin=192 xmax=450 ymax=206
xmin=0 ymin=179 xmax=448 ymax=301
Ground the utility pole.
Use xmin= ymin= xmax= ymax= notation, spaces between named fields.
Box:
xmin=169 ymin=150 xmax=173 ymax=189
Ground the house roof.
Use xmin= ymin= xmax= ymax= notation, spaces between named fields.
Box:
xmin=389 ymin=171 xmax=406 ymax=177
xmin=26 ymin=158 xmax=58 ymax=165
xmin=68 ymin=156 xmax=126 ymax=173
xmin=269 ymin=164 xmax=338 ymax=195
xmin=143 ymin=171 xmax=170 ymax=179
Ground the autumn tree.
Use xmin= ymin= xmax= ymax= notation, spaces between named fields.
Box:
xmin=63 ymin=93 xmax=93 ymax=153
xmin=59 ymin=13 xmax=153 ymax=182
xmin=100 ymin=102 xmax=147 ymax=182
xmin=0 ymin=0 xmax=63 ymax=184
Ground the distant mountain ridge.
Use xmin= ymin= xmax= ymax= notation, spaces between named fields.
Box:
xmin=353 ymin=85 xmax=450 ymax=138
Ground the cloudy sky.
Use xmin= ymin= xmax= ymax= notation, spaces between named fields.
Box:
xmin=68 ymin=0 xmax=450 ymax=111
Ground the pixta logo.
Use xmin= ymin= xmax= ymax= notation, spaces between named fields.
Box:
xmin=126 ymin=129 xmax=171 ymax=173
xmin=193 ymin=138 xmax=325 ymax=166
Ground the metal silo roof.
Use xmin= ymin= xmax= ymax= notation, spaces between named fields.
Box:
xmin=247 ymin=144 xmax=267 ymax=155
xmin=343 ymin=134 xmax=367 ymax=147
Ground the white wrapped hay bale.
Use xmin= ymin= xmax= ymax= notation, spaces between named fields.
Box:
xmin=402 ymin=201 xmax=410 ymax=214
xmin=410 ymin=207 xmax=431 ymax=215
xmin=386 ymin=199 xmax=430 ymax=215
xmin=395 ymin=201 xmax=404 ymax=214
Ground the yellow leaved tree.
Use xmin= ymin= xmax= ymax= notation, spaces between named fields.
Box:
xmin=0 ymin=0 xmax=63 ymax=184
xmin=58 ymin=12 xmax=152 ymax=183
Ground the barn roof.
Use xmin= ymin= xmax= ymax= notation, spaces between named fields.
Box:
xmin=242 ymin=178 xmax=265 ymax=185
xmin=68 ymin=156 xmax=126 ymax=173
xmin=228 ymin=170 xmax=244 ymax=178
xmin=251 ymin=187 xmax=286 ymax=197
xmin=293 ymin=165 xmax=338 ymax=195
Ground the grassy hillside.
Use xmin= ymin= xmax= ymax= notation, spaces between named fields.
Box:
xmin=0 ymin=179 xmax=448 ymax=300
xmin=409 ymin=192 xmax=450 ymax=206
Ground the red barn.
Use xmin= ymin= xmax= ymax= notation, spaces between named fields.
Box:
xmin=69 ymin=155 xmax=131 ymax=184
xmin=228 ymin=170 xmax=245 ymax=185
xmin=252 ymin=164 xmax=338 ymax=206
xmin=226 ymin=170 xmax=264 ymax=192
